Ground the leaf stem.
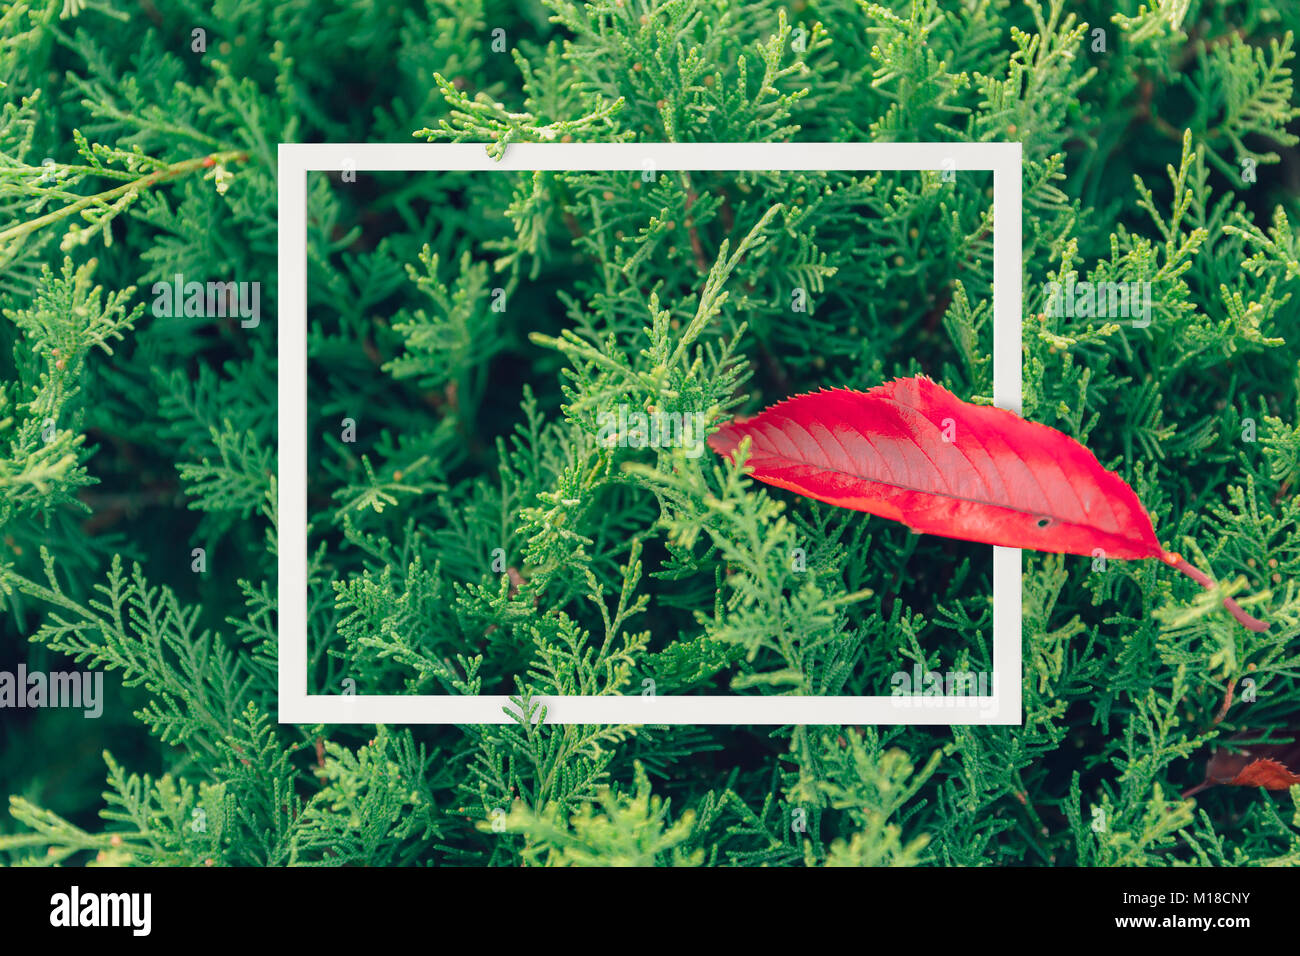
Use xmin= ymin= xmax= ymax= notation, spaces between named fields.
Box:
xmin=1161 ymin=551 xmax=1269 ymax=632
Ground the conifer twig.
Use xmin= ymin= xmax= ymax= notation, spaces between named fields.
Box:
xmin=0 ymin=150 xmax=249 ymax=248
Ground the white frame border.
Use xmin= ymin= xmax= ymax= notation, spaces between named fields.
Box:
xmin=277 ymin=142 xmax=1022 ymax=725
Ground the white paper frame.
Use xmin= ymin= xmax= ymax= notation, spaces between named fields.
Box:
xmin=277 ymin=142 xmax=1023 ymax=725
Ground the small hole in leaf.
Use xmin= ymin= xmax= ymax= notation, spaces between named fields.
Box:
xmin=1036 ymin=517 xmax=1052 ymax=528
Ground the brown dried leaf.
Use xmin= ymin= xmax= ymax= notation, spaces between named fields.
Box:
xmin=1184 ymin=730 xmax=1300 ymax=797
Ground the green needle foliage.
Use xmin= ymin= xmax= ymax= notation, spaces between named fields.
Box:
xmin=2 ymin=0 xmax=1299 ymax=867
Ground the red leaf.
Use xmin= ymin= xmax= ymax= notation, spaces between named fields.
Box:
xmin=1227 ymin=759 xmax=1300 ymax=789
xmin=708 ymin=376 xmax=1268 ymax=631
xmin=1183 ymin=731 xmax=1300 ymax=796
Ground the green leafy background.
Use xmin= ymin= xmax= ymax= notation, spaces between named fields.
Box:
xmin=1 ymin=0 xmax=1298 ymax=866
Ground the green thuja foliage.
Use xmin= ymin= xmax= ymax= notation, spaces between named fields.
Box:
xmin=2 ymin=0 xmax=1300 ymax=867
